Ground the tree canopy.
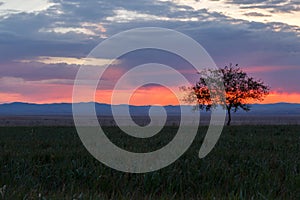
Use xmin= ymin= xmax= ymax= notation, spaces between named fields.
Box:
xmin=182 ymin=64 xmax=270 ymax=125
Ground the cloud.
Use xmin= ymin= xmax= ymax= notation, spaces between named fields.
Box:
xmin=0 ymin=0 xmax=55 ymax=16
xmin=0 ymin=0 xmax=299 ymax=103
xmin=0 ymin=29 xmax=97 ymax=62
xmin=0 ymin=61 xmax=79 ymax=81
xmin=1 ymin=0 xmax=299 ymax=65
xmin=105 ymin=9 xmax=200 ymax=23
xmin=244 ymin=12 xmax=271 ymax=17
xmin=228 ymin=0 xmax=300 ymax=13
xmin=182 ymin=21 xmax=300 ymax=69
xmin=19 ymin=56 xmax=119 ymax=66
xmin=0 ymin=0 xmax=192 ymax=61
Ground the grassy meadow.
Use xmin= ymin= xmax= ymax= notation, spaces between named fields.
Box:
xmin=0 ymin=125 xmax=299 ymax=199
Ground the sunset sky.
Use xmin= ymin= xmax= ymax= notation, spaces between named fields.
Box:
xmin=0 ymin=0 xmax=299 ymax=105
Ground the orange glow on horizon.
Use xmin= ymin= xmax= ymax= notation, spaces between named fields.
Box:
xmin=95 ymin=86 xmax=180 ymax=106
xmin=259 ymin=91 xmax=300 ymax=104
xmin=1 ymin=89 xmax=300 ymax=105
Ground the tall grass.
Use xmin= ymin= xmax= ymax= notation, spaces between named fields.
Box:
xmin=0 ymin=126 xmax=299 ymax=199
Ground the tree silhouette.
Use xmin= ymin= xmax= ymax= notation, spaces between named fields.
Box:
xmin=182 ymin=64 xmax=270 ymax=126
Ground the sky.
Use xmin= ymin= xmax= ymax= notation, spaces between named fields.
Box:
xmin=0 ymin=0 xmax=299 ymax=105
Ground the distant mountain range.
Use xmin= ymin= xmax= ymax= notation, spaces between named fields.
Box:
xmin=0 ymin=102 xmax=299 ymax=116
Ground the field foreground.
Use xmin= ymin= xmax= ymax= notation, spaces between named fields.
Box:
xmin=0 ymin=126 xmax=300 ymax=199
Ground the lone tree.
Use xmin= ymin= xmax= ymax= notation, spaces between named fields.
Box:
xmin=183 ymin=64 xmax=270 ymax=126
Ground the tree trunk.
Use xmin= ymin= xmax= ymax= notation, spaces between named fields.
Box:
xmin=227 ymin=107 xmax=231 ymax=126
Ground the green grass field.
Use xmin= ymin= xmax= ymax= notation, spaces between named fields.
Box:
xmin=0 ymin=126 xmax=299 ymax=199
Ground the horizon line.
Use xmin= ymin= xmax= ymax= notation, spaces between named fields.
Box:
xmin=1 ymin=101 xmax=299 ymax=106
